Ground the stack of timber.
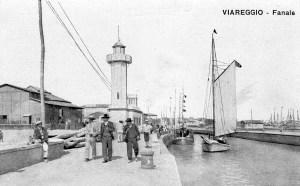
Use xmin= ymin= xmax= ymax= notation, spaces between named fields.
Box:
xmin=48 ymin=129 xmax=86 ymax=149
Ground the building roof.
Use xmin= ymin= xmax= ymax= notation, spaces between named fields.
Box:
xmin=127 ymin=94 xmax=138 ymax=98
xmin=82 ymin=104 xmax=109 ymax=108
xmin=85 ymin=111 xmax=106 ymax=119
xmin=0 ymin=83 xmax=31 ymax=93
xmin=0 ymin=83 xmax=82 ymax=109
xmin=26 ymin=86 xmax=69 ymax=103
xmin=144 ymin=113 xmax=157 ymax=117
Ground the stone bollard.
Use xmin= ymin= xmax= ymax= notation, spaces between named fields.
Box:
xmin=140 ymin=149 xmax=155 ymax=169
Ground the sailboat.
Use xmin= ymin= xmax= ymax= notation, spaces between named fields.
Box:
xmin=173 ymin=90 xmax=194 ymax=145
xmin=201 ymin=29 xmax=241 ymax=152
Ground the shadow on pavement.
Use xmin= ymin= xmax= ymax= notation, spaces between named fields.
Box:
xmin=49 ymin=150 xmax=70 ymax=161
xmin=111 ymin=156 xmax=122 ymax=160
xmin=93 ymin=155 xmax=103 ymax=160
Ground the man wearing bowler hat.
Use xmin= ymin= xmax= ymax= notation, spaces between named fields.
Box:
xmin=124 ymin=118 xmax=140 ymax=162
xmin=99 ymin=114 xmax=115 ymax=163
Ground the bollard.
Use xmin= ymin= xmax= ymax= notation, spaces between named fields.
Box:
xmin=140 ymin=149 xmax=155 ymax=169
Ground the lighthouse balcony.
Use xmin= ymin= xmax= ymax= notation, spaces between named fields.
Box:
xmin=106 ymin=54 xmax=132 ymax=64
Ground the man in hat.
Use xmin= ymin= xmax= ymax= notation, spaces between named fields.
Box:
xmin=99 ymin=114 xmax=115 ymax=163
xmin=123 ymin=118 xmax=140 ymax=162
xmin=33 ymin=121 xmax=48 ymax=162
xmin=84 ymin=115 xmax=98 ymax=161
xmin=116 ymin=120 xmax=124 ymax=142
xmin=142 ymin=120 xmax=152 ymax=148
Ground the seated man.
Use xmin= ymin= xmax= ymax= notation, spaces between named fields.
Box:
xmin=33 ymin=121 xmax=49 ymax=162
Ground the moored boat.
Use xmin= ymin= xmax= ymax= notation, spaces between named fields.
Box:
xmin=201 ymin=29 xmax=241 ymax=152
xmin=173 ymin=128 xmax=194 ymax=145
xmin=201 ymin=136 xmax=230 ymax=152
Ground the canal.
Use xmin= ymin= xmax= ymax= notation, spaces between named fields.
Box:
xmin=168 ymin=134 xmax=300 ymax=186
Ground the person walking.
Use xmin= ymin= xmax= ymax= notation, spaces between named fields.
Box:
xmin=124 ymin=118 xmax=140 ymax=162
xmin=33 ymin=121 xmax=48 ymax=162
xmin=142 ymin=120 xmax=152 ymax=148
xmin=0 ymin=129 xmax=3 ymax=142
xmin=99 ymin=114 xmax=115 ymax=163
xmin=116 ymin=120 xmax=124 ymax=142
xmin=84 ymin=116 xmax=97 ymax=162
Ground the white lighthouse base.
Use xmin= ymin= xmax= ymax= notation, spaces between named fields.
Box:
xmin=108 ymin=108 xmax=128 ymax=124
xmin=108 ymin=107 xmax=143 ymax=127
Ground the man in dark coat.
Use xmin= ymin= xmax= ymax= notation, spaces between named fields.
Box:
xmin=33 ymin=121 xmax=49 ymax=162
xmin=124 ymin=118 xmax=140 ymax=162
xmin=99 ymin=114 xmax=115 ymax=163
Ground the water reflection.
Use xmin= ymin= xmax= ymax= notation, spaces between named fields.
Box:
xmin=168 ymin=135 xmax=300 ymax=186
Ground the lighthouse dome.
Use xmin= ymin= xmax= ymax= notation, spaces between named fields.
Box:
xmin=113 ymin=41 xmax=125 ymax=48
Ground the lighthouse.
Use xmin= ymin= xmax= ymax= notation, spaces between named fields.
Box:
xmin=106 ymin=35 xmax=132 ymax=123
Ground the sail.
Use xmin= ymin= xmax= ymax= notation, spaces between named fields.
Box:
xmin=214 ymin=61 xmax=241 ymax=136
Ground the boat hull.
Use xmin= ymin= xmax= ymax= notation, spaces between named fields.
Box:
xmin=173 ymin=137 xmax=194 ymax=145
xmin=201 ymin=136 xmax=230 ymax=152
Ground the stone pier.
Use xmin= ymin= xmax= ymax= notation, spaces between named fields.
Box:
xmin=0 ymin=134 xmax=181 ymax=186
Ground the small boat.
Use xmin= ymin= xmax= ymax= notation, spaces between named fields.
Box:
xmin=201 ymin=29 xmax=242 ymax=152
xmin=173 ymin=128 xmax=194 ymax=145
xmin=201 ymin=136 xmax=230 ymax=152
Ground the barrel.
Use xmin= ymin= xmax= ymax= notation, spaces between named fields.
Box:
xmin=140 ymin=149 xmax=155 ymax=169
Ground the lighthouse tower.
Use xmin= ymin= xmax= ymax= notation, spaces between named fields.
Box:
xmin=106 ymin=36 xmax=132 ymax=123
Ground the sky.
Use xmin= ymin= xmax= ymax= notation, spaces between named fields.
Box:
xmin=0 ymin=0 xmax=299 ymax=120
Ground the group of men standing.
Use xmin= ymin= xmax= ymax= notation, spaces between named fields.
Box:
xmin=30 ymin=114 xmax=154 ymax=164
xmin=84 ymin=114 xmax=142 ymax=163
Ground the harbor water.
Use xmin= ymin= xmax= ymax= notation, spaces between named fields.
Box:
xmin=168 ymin=134 xmax=300 ymax=186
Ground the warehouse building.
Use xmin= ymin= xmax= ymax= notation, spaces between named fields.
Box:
xmin=0 ymin=84 xmax=82 ymax=129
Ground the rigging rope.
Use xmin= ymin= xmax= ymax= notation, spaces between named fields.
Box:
xmin=57 ymin=1 xmax=111 ymax=87
xmin=46 ymin=1 xmax=111 ymax=91
xmin=202 ymin=49 xmax=212 ymax=119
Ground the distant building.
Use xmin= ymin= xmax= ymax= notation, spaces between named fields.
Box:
xmin=106 ymin=38 xmax=143 ymax=125
xmin=82 ymin=104 xmax=109 ymax=118
xmin=239 ymin=120 xmax=264 ymax=129
xmin=143 ymin=113 xmax=158 ymax=125
xmin=0 ymin=84 xmax=82 ymax=129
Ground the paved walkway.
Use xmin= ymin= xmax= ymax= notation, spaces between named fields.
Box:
xmin=0 ymin=134 xmax=181 ymax=186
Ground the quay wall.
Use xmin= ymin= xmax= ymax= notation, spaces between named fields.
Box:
xmin=190 ymin=127 xmax=300 ymax=146
xmin=162 ymin=133 xmax=175 ymax=148
xmin=160 ymin=133 xmax=182 ymax=186
xmin=0 ymin=139 xmax=64 ymax=175
xmin=231 ymin=132 xmax=300 ymax=146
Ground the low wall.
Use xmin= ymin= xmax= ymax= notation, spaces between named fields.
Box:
xmin=159 ymin=134 xmax=182 ymax=186
xmin=161 ymin=133 xmax=175 ymax=149
xmin=0 ymin=124 xmax=33 ymax=130
xmin=0 ymin=139 xmax=64 ymax=175
xmin=232 ymin=132 xmax=300 ymax=146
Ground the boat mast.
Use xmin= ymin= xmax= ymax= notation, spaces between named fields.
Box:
xmin=211 ymin=30 xmax=217 ymax=137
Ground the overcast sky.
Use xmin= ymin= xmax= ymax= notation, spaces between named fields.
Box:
xmin=0 ymin=0 xmax=299 ymax=120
